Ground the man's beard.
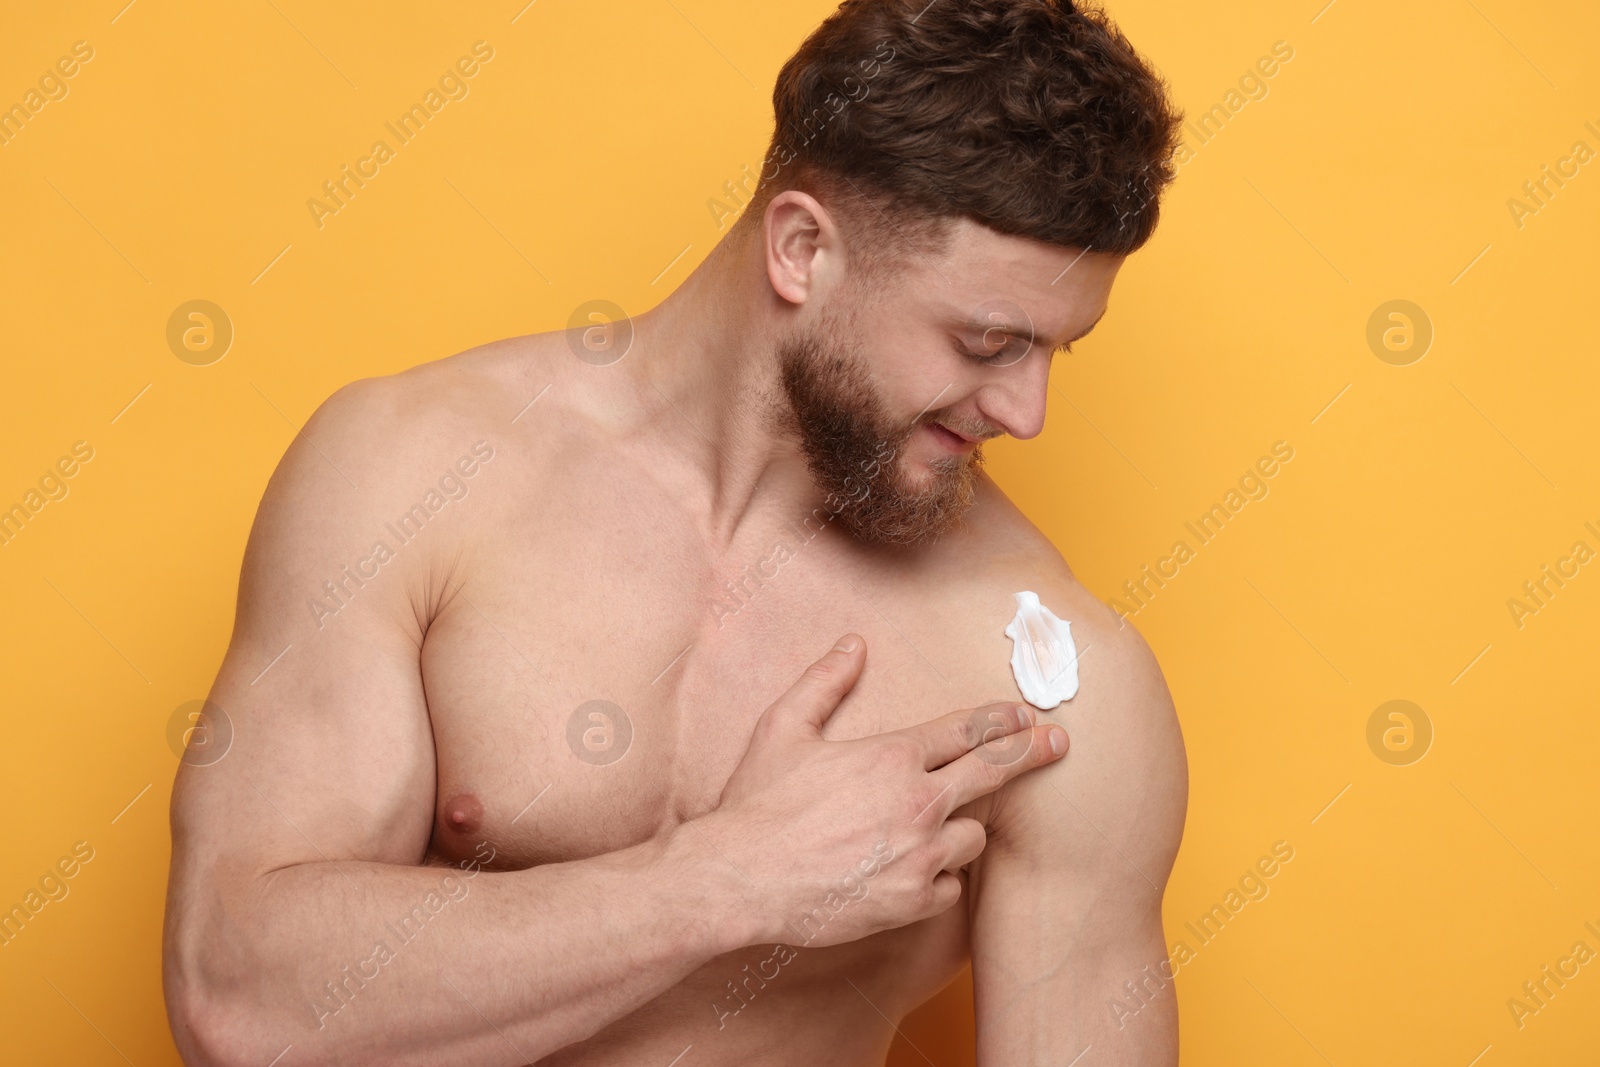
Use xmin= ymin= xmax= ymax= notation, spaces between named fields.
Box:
xmin=773 ymin=314 xmax=985 ymax=547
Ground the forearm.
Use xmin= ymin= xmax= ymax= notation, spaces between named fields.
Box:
xmin=167 ymin=825 xmax=755 ymax=1067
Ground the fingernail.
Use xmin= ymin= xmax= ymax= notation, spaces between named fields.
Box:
xmin=1016 ymin=704 xmax=1034 ymax=727
xmin=1049 ymin=727 xmax=1068 ymax=755
xmin=834 ymin=635 xmax=859 ymax=653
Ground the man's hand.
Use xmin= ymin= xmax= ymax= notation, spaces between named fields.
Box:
xmin=692 ymin=633 xmax=1069 ymax=948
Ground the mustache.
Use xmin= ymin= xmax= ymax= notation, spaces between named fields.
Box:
xmin=919 ymin=413 xmax=1001 ymax=442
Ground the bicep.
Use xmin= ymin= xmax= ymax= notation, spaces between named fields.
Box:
xmin=169 ymin=383 xmax=440 ymax=898
xmin=968 ymin=620 xmax=1187 ymax=1066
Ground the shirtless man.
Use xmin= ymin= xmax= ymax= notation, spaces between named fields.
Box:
xmin=162 ymin=2 xmax=1187 ymax=1063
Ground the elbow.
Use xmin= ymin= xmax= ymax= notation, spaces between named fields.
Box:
xmin=165 ymin=939 xmax=298 ymax=1067
xmin=166 ymin=985 xmax=260 ymax=1067
xmin=169 ymin=986 xmax=328 ymax=1067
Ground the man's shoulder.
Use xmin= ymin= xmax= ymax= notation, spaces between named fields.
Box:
xmin=244 ymin=335 xmax=571 ymax=584
xmin=913 ymin=475 xmax=1156 ymax=708
xmin=916 ymin=476 xmax=1187 ymax=884
xmin=270 ymin=331 xmax=592 ymax=507
xmin=304 ymin=334 xmax=558 ymax=452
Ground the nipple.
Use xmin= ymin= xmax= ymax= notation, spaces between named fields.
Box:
xmin=441 ymin=793 xmax=485 ymax=836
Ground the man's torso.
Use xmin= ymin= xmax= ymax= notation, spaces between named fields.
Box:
xmin=386 ymin=336 xmax=1060 ymax=1064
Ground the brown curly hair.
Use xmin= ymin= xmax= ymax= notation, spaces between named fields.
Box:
xmin=738 ymin=0 xmax=1184 ymax=270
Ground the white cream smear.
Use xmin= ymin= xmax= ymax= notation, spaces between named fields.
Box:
xmin=1004 ymin=590 xmax=1080 ymax=710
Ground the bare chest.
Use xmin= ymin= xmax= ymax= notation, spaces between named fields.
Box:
xmin=405 ymin=438 xmax=1028 ymax=1060
xmin=416 ymin=477 xmax=1002 ymax=872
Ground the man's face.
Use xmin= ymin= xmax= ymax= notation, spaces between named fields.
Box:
xmin=776 ymin=218 xmax=1123 ymax=546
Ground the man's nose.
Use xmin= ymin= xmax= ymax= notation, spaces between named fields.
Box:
xmin=974 ymin=345 xmax=1053 ymax=441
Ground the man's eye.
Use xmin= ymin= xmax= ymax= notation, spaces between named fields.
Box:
xmin=953 ymin=335 xmax=1034 ymax=366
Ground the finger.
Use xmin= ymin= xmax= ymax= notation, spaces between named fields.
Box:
xmin=759 ymin=634 xmax=867 ymax=738
xmin=936 ymin=816 xmax=987 ymax=872
xmin=898 ymin=702 xmax=1035 ymax=770
xmin=932 ymin=723 xmax=1069 ymax=813
xmin=923 ymin=870 xmax=964 ymax=917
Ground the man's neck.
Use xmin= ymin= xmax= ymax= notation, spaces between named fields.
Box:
xmin=626 ymin=227 xmax=818 ymax=551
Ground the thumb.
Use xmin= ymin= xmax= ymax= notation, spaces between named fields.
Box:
xmin=762 ymin=635 xmax=866 ymax=738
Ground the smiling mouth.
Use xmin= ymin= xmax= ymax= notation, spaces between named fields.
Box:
xmin=927 ymin=422 xmax=979 ymax=450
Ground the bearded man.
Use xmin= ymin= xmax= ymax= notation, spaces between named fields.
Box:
xmin=163 ymin=1 xmax=1189 ymax=1064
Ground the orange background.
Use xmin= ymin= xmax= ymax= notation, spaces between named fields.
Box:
xmin=2 ymin=1 xmax=1597 ymax=1064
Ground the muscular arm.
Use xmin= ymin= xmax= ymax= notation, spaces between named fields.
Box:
xmin=966 ymin=571 xmax=1188 ymax=1066
xmin=162 ymin=379 xmax=757 ymax=1067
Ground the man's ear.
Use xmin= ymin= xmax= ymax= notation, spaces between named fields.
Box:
xmin=763 ymin=190 xmax=840 ymax=306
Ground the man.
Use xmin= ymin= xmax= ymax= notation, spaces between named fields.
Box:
xmin=163 ymin=0 xmax=1188 ymax=1063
